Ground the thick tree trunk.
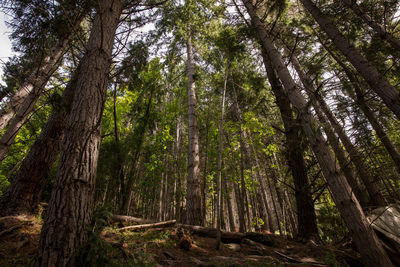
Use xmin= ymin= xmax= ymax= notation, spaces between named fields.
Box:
xmin=186 ymin=26 xmax=202 ymax=226
xmin=242 ymin=1 xmax=393 ymax=265
xmin=299 ymin=0 xmax=400 ymax=120
xmin=35 ymin=1 xmax=124 ymax=266
xmin=341 ymin=0 xmax=400 ymax=51
xmin=0 ymin=63 xmax=80 ymax=216
xmin=262 ymin=54 xmax=319 ymax=242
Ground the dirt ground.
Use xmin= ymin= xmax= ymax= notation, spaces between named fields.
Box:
xmin=0 ymin=215 xmax=362 ymax=267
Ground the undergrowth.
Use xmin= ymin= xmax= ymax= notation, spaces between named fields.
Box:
xmin=77 ymin=206 xmax=156 ymax=267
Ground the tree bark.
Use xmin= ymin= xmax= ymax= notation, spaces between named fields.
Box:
xmin=299 ymin=0 xmax=400 ymax=120
xmin=0 ymin=63 xmax=80 ymax=216
xmin=341 ymin=0 xmax=400 ymax=51
xmin=0 ymin=10 xmax=88 ymax=161
xmin=186 ymin=25 xmax=202 ymax=226
xmin=242 ymin=1 xmax=393 ymax=265
xmin=35 ymin=1 xmax=124 ymax=266
xmin=262 ymin=53 xmax=319 ymax=241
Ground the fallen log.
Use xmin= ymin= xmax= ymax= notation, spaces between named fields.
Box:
xmin=176 ymin=224 xmax=276 ymax=246
xmin=112 ymin=215 xmax=154 ymax=224
xmin=117 ymin=220 xmax=176 ymax=231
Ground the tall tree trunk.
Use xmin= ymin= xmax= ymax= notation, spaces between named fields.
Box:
xmin=216 ymin=60 xmax=228 ymax=249
xmin=321 ymin=41 xmax=400 ymax=174
xmin=0 ymin=11 xmax=88 ymax=161
xmin=341 ymin=0 xmax=400 ymax=51
xmin=262 ymin=53 xmax=319 ymax=241
xmin=224 ymin=178 xmax=236 ymax=232
xmin=316 ymin=93 xmax=386 ymax=206
xmin=0 ymin=63 xmax=81 ymax=216
xmin=231 ymin=83 xmax=248 ymax=232
xmin=289 ymin=53 xmax=386 ymax=206
xmin=242 ymin=1 xmax=393 ymax=265
xmin=313 ymin=101 xmax=368 ymax=206
xmin=35 ymin=1 xmax=124 ymax=266
xmin=299 ymin=0 xmax=400 ymax=120
xmin=186 ymin=26 xmax=202 ymax=226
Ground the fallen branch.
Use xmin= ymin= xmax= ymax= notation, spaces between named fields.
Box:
xmin=117 ymin=220 xmax=176 ymax=231
xmin=112 ymin=215 xmax=154 ymax=224
xmin=176 ymin=224 xmax=276 ymax=246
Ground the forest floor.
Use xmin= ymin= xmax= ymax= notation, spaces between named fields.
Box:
xmin=0 ymin=215 xmax=363 ymax=267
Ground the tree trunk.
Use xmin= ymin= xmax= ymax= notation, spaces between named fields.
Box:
xmin=299 ymin=0 xmax=400 ymax=120
xmin=262 ymin=53 xmax=319 ymax=241
xmin=289 ymin=53 xmax=386 ymax=206
xmin=341 ymin=0 xmax=400 ymax=51
xmin=186 ymin=25 xmax=202 ymax=226
xmin=216 ymin=60 xmax=228 ymax=249
xmin=313 ymin=101 xmax=368 ymax=206
xmin=35 ymin=1 xmax=124 ymax=266
xmin=321 ymin=41 xmax=400 ymax=175
xmin=0 ymin=11 xmax=88 ymax=161
xmin=0 ymin=63 xmax=81 ymax=216
xmin=242 ymin=1 xmax=393 ymax=265
xmin=231 ymin=83 xmax=248 ymax=233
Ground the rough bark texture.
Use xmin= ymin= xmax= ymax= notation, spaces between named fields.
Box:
xmin=35 ymin=1 xmax=124 ymax=266
xmin=0 ymin=65 xmax=80 ymax=216
xmin=341 ymin=0 xmax=400 ymax=51
xmin=299 ymin=0 xmax=400 ymax=120
xmin=186 ymin=27 xmax=202 ymax=226
xmin=262 ymin=54 xmax=319 ymax=242
xmin=242 ymin=1 xmax=393 ymax=266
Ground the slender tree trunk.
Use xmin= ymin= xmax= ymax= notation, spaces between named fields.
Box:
xmin=0 ymin=12 xmax=88 ymax=161
xmin=321 ymin=41 xmax=400 ymax=174
xmin=0 ymin=63 xmax=80 ymax=216
xmin=316 ymin=93 xmax=386 ymax=206
xmin=224 ymin=178 xmax=236 ymax=232
xmin=35 ymin=1 xmax=124 ymax=266
xmin=289 ymin=53 xmax=386 ymax=206
xmin=242 ymin=1 xmax=393 ymax=265
xmin=262 ymin=54 xmax=319 ymax=241
xmin=231 ymin=83 xmax=248 ymax=232
xmin=186 ymin=26 xmax=202 ymax=226
xmin=216 ymin=60 xmax=228 ymax=249
xmin=112 ymin=83 xmax=126 ymax=211
xmin=313 ymin=101 xmax=368 ymax=206
xmin=341 ymin=0 xmax=400 ymax=51
xmin=299 ymin=0 xmax=400 ymax=120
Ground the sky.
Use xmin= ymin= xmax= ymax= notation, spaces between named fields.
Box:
xmin=0 ymin=13 xmax=12 ymax=82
